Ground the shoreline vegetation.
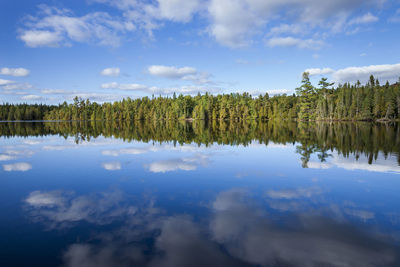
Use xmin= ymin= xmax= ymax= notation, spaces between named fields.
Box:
xmin=0 ymin=120 xmax=399 ymax=167
xmin=1 ymin=73 xmax=400 ymax=122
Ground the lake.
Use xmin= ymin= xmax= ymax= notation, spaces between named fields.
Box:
xmin=1 ymin=121 xmax=400 ymax=266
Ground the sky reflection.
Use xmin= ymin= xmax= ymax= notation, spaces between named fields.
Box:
xmin=1 ymin=123 xmax=400 ymax=266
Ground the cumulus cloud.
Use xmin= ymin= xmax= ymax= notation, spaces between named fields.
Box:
xmin=148 ymin=65 xmax=212 ymax=85
xmin=101 ymin=81 xmax=220 ymax=95
xmin=333 ymin=63 xmax=400 ymax=83
xmin=0 ymin=154 xmax=16 ymax=161
xmin=2 ymin=83 xmax=33 ymax=90
xmin=100 ymin=67 xmax=120 ymax=77
xmin=66 ymin=93 xmax=128 ymax=102
xmin=20 ymin=95 xmax=43 ymax=101
xmin=19 ymin=1 xmax=384 ymax=49
xmin=0 ymin=79 xmax=14 ymax=86
xmin=3 ymin=162 xmax=32 ymax=172
xmin=266 ymin=37 xmax=324 ymax=49
xmin=102 ymin=162 xmax=121 ymax=171
xmin=41 ymin=89 xmax=74 ymax=94
xmin=304 ymin=67 xmax=335 ymax=76
xmin=246 ymin=89 xmax=290 ymax=96
xmin=306 ymin=63 xmax=400 ymax=83
xmin=349 ymin=12 xmax=379 ymax=25
xmin=0 ymin=67 xmax=30 ymax=77
xmin=101 ymin=82 xmax=148 ymax=91
xmin=147 ymin=0 xmax=201 ymax=23
xmin=19 ymin=5 xmax=135 ymax=47
xmin=268 ymin=23 xmax=305 ymax=36
xmin=207 ymin=0 xmax=381 ymax=47
xmin=148 ymin=65 xmax=196 ymax=78
xmin=19 ymin=30 xmax=62 ymax=48
xmin=389 ymin=8 xmax=400 ymax=23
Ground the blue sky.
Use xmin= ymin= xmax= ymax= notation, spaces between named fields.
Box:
xmin=1 ymin=0 xmax=400 ymax=103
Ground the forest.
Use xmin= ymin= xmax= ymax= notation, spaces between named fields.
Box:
xmin=1 ymin=73 xmax=399 ymax=122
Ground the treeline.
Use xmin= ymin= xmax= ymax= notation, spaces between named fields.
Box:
xmin=1 ymin=120 xmax=399 ymax=166
xmin=0 ymin=103 xmax=55 ymax=121
xmin=1 ymin=74 xmax=400 ymax=121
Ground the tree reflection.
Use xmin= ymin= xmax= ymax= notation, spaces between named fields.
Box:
xmin=1 ymin=121 xmax=399 ymax=167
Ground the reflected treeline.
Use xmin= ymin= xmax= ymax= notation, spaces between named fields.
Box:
xmin=1 ymin=120 xmax=399 ymax=166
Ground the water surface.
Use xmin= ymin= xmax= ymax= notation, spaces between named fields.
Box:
xmin=1 ymin=121 xmax=400 ymax=266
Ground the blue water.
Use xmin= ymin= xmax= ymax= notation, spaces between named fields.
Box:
xmin=1 ymin=125 xmax=400 ymax=266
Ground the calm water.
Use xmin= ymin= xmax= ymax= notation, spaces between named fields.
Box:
xmin=1 ymin=121 xmax=400 ymax=266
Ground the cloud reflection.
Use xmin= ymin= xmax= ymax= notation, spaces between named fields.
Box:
xmin=3 ymin=162 xmax=32 ymax=171
xmin=102 ymin=162 xmax=122 ymax=171
xmin=308 ymin=153 xmax=400 ymax=174
xmin=24 ymin=190 xmax=136 ymax=229
xmin=210 ymin=189 xmax=398 ymax=267
xmin=57 ymin=189 xmax=400 ymax=267
xmin=146 ymin=154 xmax=209 ymax=173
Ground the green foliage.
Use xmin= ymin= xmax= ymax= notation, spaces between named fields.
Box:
xmin=1 ymin=75 xmax=400 ymax=122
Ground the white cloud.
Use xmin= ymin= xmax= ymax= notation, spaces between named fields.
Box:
xmin=333 ymin=63 xmax=400 ymax=83
xmin=2 ymin=83 xmax=33 ymax=90
xmin=41 ymin=89 xmax=73 ymax=94
xmin=266 ymin=37 xmax=324 ymax=49
xmin=349 ymin=12 xmax=378 ymax=25
xmin=3 ymin=162 xmax=32 ymax=172
xmin=148 ymin=65 xmax=196 ymax=78
xmin=389 ymin=8 xmax=400 ymax=23
xmin=207 ymin=0 xmax=265 ymax=47
xmin=0 ymin=79 xmax=14 ymax=86
xmin=3 ymin=82 xmax=33 ymax=91
xmin=149 ymin=0 xmax=201 ymax=23
xmin=306 ymin=63 xmax=400 ymax=83
xmin=19 ymin=30 xmax=62 ymax=48
xmin=100 ymin=67 xmax=120 ymax=77
xmin=0 ymin=154 xmax=16 ymax=161
xmin=245 ymin=89 xmax=290 ymax=96
xmin=266 ymin=187 xmax=322 ymax=199
xmin=268 ymin=24 xmax=305 ymax=36
xmin=147 ymin=65 xmax=212 ymax=85
xmin=304 ymin=68 xmax=335 ymax=76
xmin=101 ymin=82 xmax=148 ymax=91
xmin=102 ymin=162 xmax=121 ymax=170
xmin=19 ymin=1 xmax=384 ymax=49
xmin=207 ymin=0 xmax=381 ymax=47
xmin=19 ymin=5 xmax=135 ymax=48
xmin=66 ymin=93 xmax=127 ymax=102
xmin=101 ymin=81 xmax=220 ymax=95
xmin=21 ymin=95 xmax=43 ymax=101
xmin=0 ymin=68 xmax=30 ymax=77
